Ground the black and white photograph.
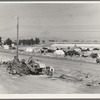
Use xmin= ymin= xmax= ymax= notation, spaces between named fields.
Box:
xmin=0 ymin=1 xmax=100 ymax=97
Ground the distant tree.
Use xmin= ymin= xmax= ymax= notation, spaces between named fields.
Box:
xmin=30 ymin=38 xmax=35 ymax=45
xmin=28 ymin=39 xmax=30 ymax=45
xmin=74 ymin=40 xmax=79 ymax=42
xmin=22 ymin=39 xmax=26 ymax=45
xmin=49 ymin=40 xmax=55 ymax=42
xmin=13 ymin=40 xmax=17 ymax=45
xmin=19 ymin=40 xmax=21 ymax=45
xmin=94 ymin=40 xmax=97 ymax=43
xmin=4 ymin=38 xmax=12 ymax=46
xmin=42 ymin=40 xmax=45 ymax=43
xmin=0 ymin=37 xmax=2 ymax=45
xmin=25 ymin=39 xmax=28 ymax=45
xmin=62 ymin=40 xmax=69 ymax=42
xmin=0 ymin=37 xmax=2 ymax=43
xmin=18 ymin=38 xmax=40 ymax=45
xmin=81 ymin=40 xmax=85 ymax=42
xmin=33 ymin=40 xmax=36 ymax=44
xmin=35 ymin=38 xmax=40 ymax=44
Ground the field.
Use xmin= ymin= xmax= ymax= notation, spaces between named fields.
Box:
xmin=51 ymin=43 xmax=100 ymax=48
xmin=0 ymin=52 xmax=100 ymax=94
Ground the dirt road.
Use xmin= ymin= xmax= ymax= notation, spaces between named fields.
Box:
xmin=0 ymin=52 xmax=100 ymax=93
xmin=0 ymin=65 xmax=80 ymax=94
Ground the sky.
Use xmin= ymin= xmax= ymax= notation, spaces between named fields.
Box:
xmin=0 ymin=3 xmax=100 ymax=41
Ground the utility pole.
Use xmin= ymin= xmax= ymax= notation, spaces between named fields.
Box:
xmin=16 ymin=17 xmax=19 ymax=61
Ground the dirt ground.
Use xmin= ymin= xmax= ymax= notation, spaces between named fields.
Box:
xmin=0 ymin=52 xmax=100 ymax=93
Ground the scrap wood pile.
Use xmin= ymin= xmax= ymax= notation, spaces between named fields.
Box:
xmin=6 ymin=60 xmax=31 ymax=76
xmin=2 ymin=56 xmax=54 ymax=76
xmin=59 ymin=70 xmax=100 ymax=86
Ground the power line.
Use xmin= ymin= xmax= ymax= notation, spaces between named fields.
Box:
xmin=16 ymin=17 xmax=19 ymax=62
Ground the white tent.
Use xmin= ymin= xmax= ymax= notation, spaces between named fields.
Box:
xmin=74 ymin=48 xmax=81 ymax=52
xmin=4 ymin=45 xmax=9 ymax=50
xmin=97 ymin=54 xmax=100 ymax=58
xmin=11 ymin=43 xmax=15 ymax=47
xmin=81 ymin=47 xmax=88 ymax=50
xmin=33 ymin=47 xmax=42 ymax=53
xmin=54 ymin=50 xmax=65 ymax=56
xmin=25 ymin=48 xmax=33 ymax=52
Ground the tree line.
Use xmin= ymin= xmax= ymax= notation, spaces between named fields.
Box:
xmin=19 ymin=38 xmax=40 ymax=45
xmin=0 ymin=37 xmax=40 ymax=46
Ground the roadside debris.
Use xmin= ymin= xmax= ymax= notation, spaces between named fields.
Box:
xmin=1 ymin=55 xmax=100 ymax=87
xmin=2 ymin=56 xmax=54 ymax=76
xmin=96 ymin=57 xmax=100 ymax=63
xmin=59 ymin=70 xmax=100 ymax=86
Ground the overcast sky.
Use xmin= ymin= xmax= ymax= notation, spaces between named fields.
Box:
xmin=0 ymin=3 xmax=100 ymax=40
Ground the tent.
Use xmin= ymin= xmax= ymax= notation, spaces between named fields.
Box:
xmin=33 ymin=47 xmax=41 ymax=53
xmin=4 ymin=45 xmax=9 ymax=50
xmin=54 ymin=50 xmax=65 ymax=56
xmin=25 ymin=48 xmax=33 ymax=52
xmin=74 ymin=48 xmax=81 ymax=53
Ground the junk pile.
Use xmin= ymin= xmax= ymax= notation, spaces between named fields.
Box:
xmin=59 ymin=70 xmax=100 ymax=86
xmin=3 ymin=56 xmax=54 ymax=76
xmin=96 ymin=58 xmax=100 ymax=63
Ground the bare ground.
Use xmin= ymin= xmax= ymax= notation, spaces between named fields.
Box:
xmin=0 ymin=52 xmax=100 ymax=93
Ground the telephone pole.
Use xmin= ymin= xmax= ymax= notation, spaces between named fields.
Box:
xmin=16 ymin=17 xmax=19 ymax=61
